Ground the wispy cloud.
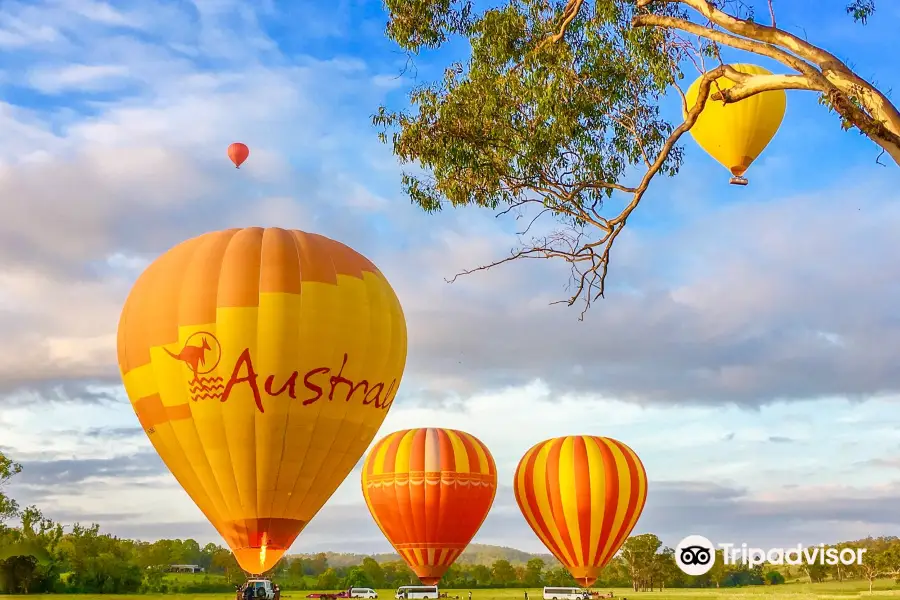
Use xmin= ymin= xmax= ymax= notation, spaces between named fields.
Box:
xmin=27 ymin=64 xmax=133 ymax=93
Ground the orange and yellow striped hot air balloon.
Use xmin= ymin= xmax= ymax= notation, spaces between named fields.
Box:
xmin=514 ymin=436 xmax=647 ymax=588
xmin=117 ymin=227 xmax=407 ymax=575
xmin=362 ymin=428 xmax=497 ymax=585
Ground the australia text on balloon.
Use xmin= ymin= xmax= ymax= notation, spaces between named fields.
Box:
xmin=165 ymin=332 xmax=398 ymax=413
xmin=221 ymin=349 xmax=398 ymax=413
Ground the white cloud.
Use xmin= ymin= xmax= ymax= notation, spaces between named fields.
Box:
xmin=27 ymin=64 xmax=133 ymax=93
xmin=60 ymin=0 xmax=141 ymax=27
xmin=0 ymin=13 xmax=60 ymax=48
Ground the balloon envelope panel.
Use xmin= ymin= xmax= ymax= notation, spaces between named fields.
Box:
xmin=514 ymin=436 xmax=647 ymax=588
xmin=117 ymin=227 xmax=407 ymax=574
xmin=362 ymin=428 xmax=497 ymax=585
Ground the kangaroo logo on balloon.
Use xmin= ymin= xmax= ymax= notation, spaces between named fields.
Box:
xmin=165 ymin=331 xmax=224 ymax=400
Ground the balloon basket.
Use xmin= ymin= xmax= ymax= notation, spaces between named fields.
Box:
xmin=729 ymin=176 xmax=748 ymax=186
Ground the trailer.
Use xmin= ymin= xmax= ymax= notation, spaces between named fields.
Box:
xmin=306 ymin=591 xmax=350 ymax=599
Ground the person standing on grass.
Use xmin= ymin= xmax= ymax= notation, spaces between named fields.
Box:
xmin=468 ymin=592 xmax=472 ymax=600
xmin=524 ymin=591 xmax=529 ymax=600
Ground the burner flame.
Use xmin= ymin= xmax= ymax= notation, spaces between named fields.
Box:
xmin=259 ymin=532 xmax=268 ymax=570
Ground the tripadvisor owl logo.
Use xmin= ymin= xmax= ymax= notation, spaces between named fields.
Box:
xmin=675 ymin=535 xmax=716 ymax=576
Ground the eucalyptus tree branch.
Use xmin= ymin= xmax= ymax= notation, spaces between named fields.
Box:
xmin=633 ymin=0 xmax=900 ymax=163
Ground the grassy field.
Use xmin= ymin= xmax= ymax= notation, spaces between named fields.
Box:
xmin=6 ymin=580 xmax=900 ymax=600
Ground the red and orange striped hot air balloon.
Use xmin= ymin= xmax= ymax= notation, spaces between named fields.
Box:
xmin=362 ymin=428 xmax=497 ymax=585
xmin=514 ymin=436 xmax=648 ymax=588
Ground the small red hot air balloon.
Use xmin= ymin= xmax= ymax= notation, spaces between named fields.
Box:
xmin=227 ymin=142 xmax=249 ymax=168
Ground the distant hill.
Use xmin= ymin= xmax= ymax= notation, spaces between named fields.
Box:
xmin=290 ymin=544 xmax=559 ymax=568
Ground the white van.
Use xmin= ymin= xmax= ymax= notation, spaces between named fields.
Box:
xmin=543 ymin=588 xmax=587 ymax=600
xmin=395 ymin=586 xmax=439 ymax=599
xmin=351 ymin=589 xmax=378 ymax=599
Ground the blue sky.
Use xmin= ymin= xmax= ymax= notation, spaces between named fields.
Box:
xmin=2 ymin=0 xmax=900 ymax=556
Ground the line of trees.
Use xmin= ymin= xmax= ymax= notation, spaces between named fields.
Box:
xmin=2 ymin=451 xmax=899 ymax=594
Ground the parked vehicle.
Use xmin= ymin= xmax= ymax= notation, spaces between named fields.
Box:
xmin=542 ymin=588 xmax=589 ymax=600
xmin=239 ymin=579 xmax=275 ymax=600
xmin=395 ymin=586 xmax=439 ymax=599
xmin=350 ymin=589 xmax=378 ymax=599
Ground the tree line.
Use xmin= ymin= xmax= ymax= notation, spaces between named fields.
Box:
xmin=2 ymin=451 xmax=899 ymax=594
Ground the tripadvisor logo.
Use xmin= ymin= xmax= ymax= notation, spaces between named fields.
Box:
xmin=674 ymin=535 xmax=867 ymax=576
xmin=675 ymin=535 xmax=716 ymax=576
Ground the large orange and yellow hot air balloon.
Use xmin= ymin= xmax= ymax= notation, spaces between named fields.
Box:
xmin=684 ymin=63 xmax=786 ymax=185
xmin=362 ymin=428 xmax=497 ymax=585
xmin=514 ymin=436 xmax=647 ymax=588
xmin=117 ymin=227 xmax=407 ymax=574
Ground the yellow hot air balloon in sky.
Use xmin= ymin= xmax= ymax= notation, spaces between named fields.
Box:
xmin=117 ymin=227 xmax=408 ymax=574
xmin=684 ymin=63 xmax=786 ymax=185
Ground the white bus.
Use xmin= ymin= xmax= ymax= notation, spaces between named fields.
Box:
xmin=542 ymin=588 xmax=588 ymax=600
xmin=395 ymin=586 xmax=439 ymax=599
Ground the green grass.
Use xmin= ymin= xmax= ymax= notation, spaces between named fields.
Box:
xmin=7 ymin=581 xmax=900 ymax=600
